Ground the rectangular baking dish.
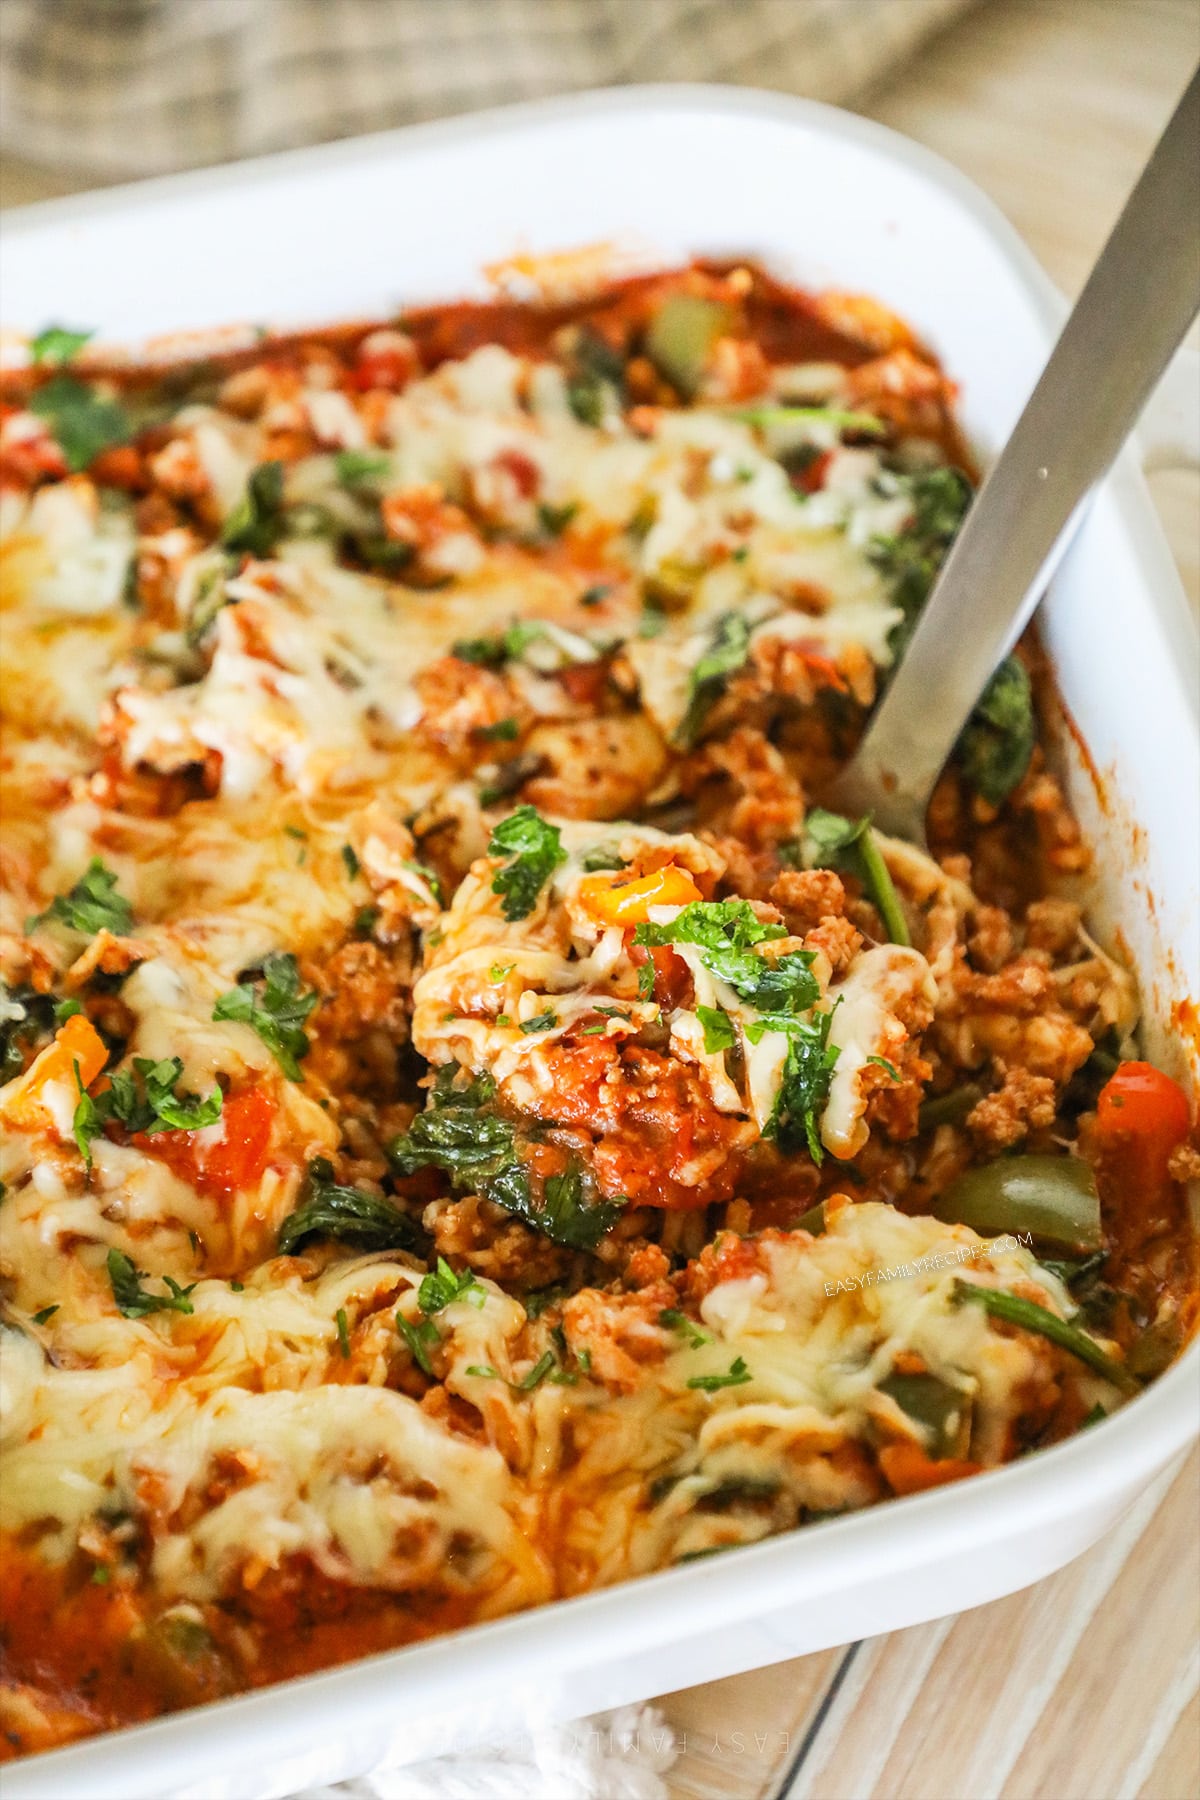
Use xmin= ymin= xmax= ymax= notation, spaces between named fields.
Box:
xmin=3 ymin=85 xmax=1197 ymax=1800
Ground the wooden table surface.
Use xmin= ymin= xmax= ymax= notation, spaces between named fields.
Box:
xmin=658 ymin=4 xmax=1200 ymax=1795
xmin=2 ymin=3 xmax=1196 ymax=1796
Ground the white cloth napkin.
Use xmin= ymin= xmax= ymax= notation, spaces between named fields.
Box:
xmin=297 ymin=1705 xmax=678 ymax=1800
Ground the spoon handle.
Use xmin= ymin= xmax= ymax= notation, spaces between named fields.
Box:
xmin=835 ymin=64 xmax=1200 ymax=841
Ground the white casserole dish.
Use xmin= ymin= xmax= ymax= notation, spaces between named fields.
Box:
xmin=3 ymin=85 xmax=1197 ymax=1800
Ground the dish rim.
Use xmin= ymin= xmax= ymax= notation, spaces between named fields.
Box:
xmin=2 ymin=80 xmax=1196 ymax=1794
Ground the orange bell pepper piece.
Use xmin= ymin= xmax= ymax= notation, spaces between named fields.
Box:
xmin=578 ymin=865 xmax=702 ymax=926
xmin=4 ymin=1013 xmax=108 ymax=1128
xmin=878 ymin=1442 xmax=982 ymax=1496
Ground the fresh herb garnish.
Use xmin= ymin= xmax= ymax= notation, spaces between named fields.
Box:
xmin=335 ymin=1307 xmax=351 ymax=1358
xmin=29 ymin=376 xmax=130 ymax=471
xmin=758 ymin=1006 xmax=841 ymax=1165
xmin=537 ymin=501 xmax=578 ymax=537
xmin=221 ymin=460 xmax=286 ymax=557
xmin=396 ymin=1311 xmax=439 ymax=1375
xmin=677 ymin=612 xmax=751 ymax=747
xmin=955 ymin=655 xmax=1036 ymax=805
xmin=633 ymin=899 xmax=785 ymax=996
xmin=802 ymin=809 xmax=910 ymax=947
xmin=453 ymin=621 xmax=545 ymax=666
xmin=29 ymin=857 xmax=134 ymax=937
xmin=30 ymin=326 xmax=93 ymax=367
xmin=72 ymin=1055 xmax=223 ymax=1166
xmin=687 ymin=1356 xmax=753 ymax=1392
xmin=479 ymin=717 xmax=521 ymax=742
xmin=334 ymin=448 xmax=390 ymax=486
xmin=519 ymin=1011 xmax=557 ymax=1035
xmin=277 ymin=1158 xmax=422 ymax=1256
xmin=418 ymin=1257 xmax=479 ymax=1315
xmin=696 ymin=1005 xmax=735 ymax=1054
xmin=660 ymin=1307 xmax=711 ymax=1348
xmin=30 ymin=1305 xmax=59 ymax=1326
xmin=213 ymin=951 xmax=317 ymax=1081
xmin=488 ymin=806 xmax=567 ymax=922
xmin=566 ymin=328 xmax=625 ymax=425
xmin=466 ymin=1363 xmax=500 ymax=1379
xmin=106 ymin=1248 xmax=196 ymax=1319
xmin=516 ymin=1350 xmax=557 ymax=1391
xmin=341 ymin=844 xmax=361 ymax=881
xmin=867 ymin=1055 xmax=901 ymax=1080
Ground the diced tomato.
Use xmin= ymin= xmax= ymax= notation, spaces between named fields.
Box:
xmin=138 ymin=1086 xmax=274 ymax=1199
xmin=628 ymin=942 xmax=693 ymax=1013
xmin=1095 ymin=1062 xmax=1191 ymax=1253
xmin=792 ymin=448 xmax=833 ymax=494
xmin=578 ymin=865 xmax=702 ymax=926
xmin=89 ymin=445 xmax=147 ymax=491
xmin=557 ymin=659 xmax=609 ymax=709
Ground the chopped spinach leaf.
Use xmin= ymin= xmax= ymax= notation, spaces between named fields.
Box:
xmin=676 ymin=611 xmax=751 ymax=747
xmin=221 ymin=460 xmax=286 ymax=557
xmin=278 ymin=1159 xmax=422 ymax=1256
xmin=334 ymin=448 xmax=391 ymax=485
xmin=30 ymin=375 xmax=130 ymax=472
xmin=30 ymin=325 xmax=93 ymax=367
xmin=955 ymin=654 xmax=1036 ymax=805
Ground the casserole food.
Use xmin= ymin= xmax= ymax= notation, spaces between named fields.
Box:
xmin=0 ymin=91 xmax=1194 ymax=1800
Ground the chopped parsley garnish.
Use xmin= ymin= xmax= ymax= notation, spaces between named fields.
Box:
xmin=478 ymin=717 xmax=521 ymax=742
xmin=335 ymin=1307 xmax=351 ymax=1358
xmin=396 ymin=1312 xmax=439 ymax=1376
xmin=637 ymin=960 xmax=657 ymax=1000
xmin=633 ymin=899 xmax=785 ymax=996
xmin=30 ymin=1305 xmax=59 ymax=1326
xmin=28 ymin=857 xmax=134 ymax=937
xmin=660 ymin=1308 xmax=711 ymax=1348
xmin=579 ymin=584 xmax=611 ymax=608
xmin=867 ymin=1055 xmax=901 ymax=1080
xmin=466 ymin=1363 xmax=500 ymax=1379
xmin=487 ymin=806 xmax=567 ymax=922
xmin=30 ymin=325 xmax=93 ymax=367
xmin=489 ymin=962 xmax=514 ymax=983
xmin=687 ymin=1356 xmax=752 ymax=1392
xmin=757 ymin=1006 xmax=841 ymax=1165
xmin=516 ymin=1350 xmax=558 ymax=1391
xmin=676 ymin=611 xmax=751 ymax=747
xmin=519 ymin=1011 xmax=557 ymax=1035
xmin=72 ymin=1055 xmax=223 ymax=1167
xmin=802 ymin=809 xmax=910 ymax=947
xmin=29 ymin=375 xmax=130 ymax=472
xmin=213 ymin=951 xmax=317 ymax=1082
xmin=696 ymin=1005 xmax=735 ymax=1054
xmin=636 ymin=899 xmax=835 ymax=1161
xmin=537 ymin=500 xmax=578 ymax=537
xmin=277 ymin=1158 xmax=423 ymax=1256
xmin=334 ymin=448 xmax=391 ymax=485
xmin=221 ymin=460 xmax=286 ymax=557
xmin=453 ymin=621 xmax=544 ymax=666
xmin=107 ymin=1248 xmax=196 ymax=1319
xmin=353 ymin=905 xmax=380 ymax=939
xmin=341 ymin=843 xmax=361 ymax=880
xmin=418 ymin=1257 xmax=480 ymax=1315
xmin=581 ymin=845 xmax=626 ymax=872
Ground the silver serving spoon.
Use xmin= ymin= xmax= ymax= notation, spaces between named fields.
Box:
xmin=830 ymin=63 xmax=1200 ymax=843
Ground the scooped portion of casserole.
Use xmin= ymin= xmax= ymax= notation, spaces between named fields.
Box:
xmin=0 ymin=264 xmax=1195 ymax=1754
